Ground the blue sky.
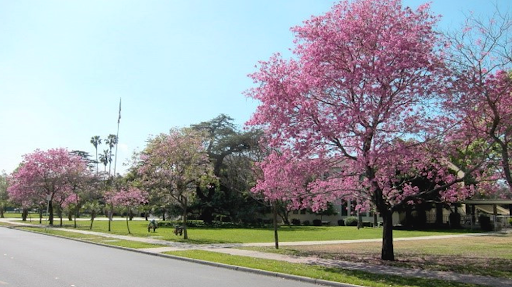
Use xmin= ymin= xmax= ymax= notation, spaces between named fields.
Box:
xmin=1 ymin=0 xmax=510 ymax=174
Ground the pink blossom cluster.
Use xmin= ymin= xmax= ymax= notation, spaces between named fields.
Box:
xmin=105 ymin=187 xmax=148 ymax=208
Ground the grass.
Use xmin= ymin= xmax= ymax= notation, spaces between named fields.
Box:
xmin=18 ymin=226 xmax=165 ymax=249
xmin=245 ymin=232 xmax=512 ymax=279
xmin=20 ymin=218 xmax=477 ymax=244
xmin=7 ymin=217 xmax=480 ymax=244
xmin=166 ymin=250 xmax=480 ymax=287
xmin=1 ymin=213 xmax=39 ymax=219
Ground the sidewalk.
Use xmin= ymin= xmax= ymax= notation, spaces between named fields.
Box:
xmin=2 ymin=218 xmax=511 ymax=287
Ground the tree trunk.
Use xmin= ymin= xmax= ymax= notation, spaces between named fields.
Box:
xmin=108 ymin=209 xmax=112 ymax=232
xmin=74 ymin=207 xmax=78 ymax=228
xmin=201 ymin=206 xmax=214 ymax=224
xmin=381 ymin=210 xmax=394 ymax=261
xmin=90 ymin=211 xmax=96 ymax=230
xmin=357 ymin=209 xmax=363 ymax=229
xmin=183 ymin=207 xmax=188 ymax=240
xmin=22 ymin=208 xmax=28 ymax=221
xmin=126 ymin=209 xmax=131 ymax=234
xmin=48 ymin=200 xmax=54 ymax=226
xmin=273 ymin=202 xmax=279 ymax=249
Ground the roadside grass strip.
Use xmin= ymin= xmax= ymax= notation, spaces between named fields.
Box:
xmin=165 ymin=250 xmax=480 ymax=287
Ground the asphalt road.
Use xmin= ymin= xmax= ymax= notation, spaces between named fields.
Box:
xmin=0 ymin=227 xmax=320 ymax=287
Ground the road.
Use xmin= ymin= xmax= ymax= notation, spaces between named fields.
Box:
xmin=0 ymin=227 xmax=320 ymax=287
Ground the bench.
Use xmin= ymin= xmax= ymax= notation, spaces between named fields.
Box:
xmin=147 ymin=220 xmax=158 ymax=232
xmin=174 ymin=225 xmax=184 ymax=236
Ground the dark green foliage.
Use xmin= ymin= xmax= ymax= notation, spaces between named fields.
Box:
xmin=312 ymin=219 xmax=322 ymax=226
xmin=291 ymin=218 xmax=301 ymax=226
xmin=344 ymin=216 xmax=358 ymax=226
xmin=479 ymin=215 xmax=493 ymax=231
xmin=449 ymin=212 xmax=461 ymax=228
xmin=337 ymin=219 xmax=345 ymax=226
xmin=190 ymin=114 xmax=264 ymax=225
xmin=302 ymin=220 xmax=310 ymax=226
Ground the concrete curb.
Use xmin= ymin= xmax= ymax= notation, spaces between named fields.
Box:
xmin=7 ymin=226 xmax=362 ymax=287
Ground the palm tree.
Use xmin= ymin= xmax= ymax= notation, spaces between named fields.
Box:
xmin=105 ymin=134 xmax=118 ymax=176
xmin=99 ymin=149 xmax=109 ymax=173
xmin=90 ymin=136 xmax=102 ymax=175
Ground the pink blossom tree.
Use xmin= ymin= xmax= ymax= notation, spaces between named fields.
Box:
xmin=7 ymin=148 xmax=89 ymax=226
xmin=136 ymin=127 xmax=216 ymax=239
xmin=105 ymin=187 xmax=148 ymax=234
xmin=445 ymin=8 xmax=512 ymax=193
xmin=246 ymin=0 xmax=478 ymax=261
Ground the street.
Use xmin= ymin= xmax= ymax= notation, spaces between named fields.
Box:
xmin=0 ymin=227 xmax=319 ymax=287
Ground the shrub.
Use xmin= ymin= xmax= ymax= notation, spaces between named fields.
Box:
xmin=312 ymin=219 xmax=322 ymax=226
xmin=303 ymin=220 xmax=310 ymax=226
xmin=337 ymin=219 xmax=345 ymax=226
xmin=362 ymin=221 xmax=372 ymax=227
xmin=291 ymin=218 xmax=301 ymax=226
xmin=449 ymin=213 xmax=461 ymax=228
xmin=344 ymin=216 xmax=358 ymax=226
xmin=479 ymin=215 xmax=493 ymax=231
xmin=508 ymin=217 xmax=512 ymax=226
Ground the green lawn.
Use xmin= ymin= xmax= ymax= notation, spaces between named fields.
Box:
xmin=1 ymin=213 xmax=39 ymax=219
xmin=166 ymin=250 xmax=479 ymax=287
xmin=8 ymin=217 xmax=479 ymax=244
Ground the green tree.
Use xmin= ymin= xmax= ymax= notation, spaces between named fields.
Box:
xmin=191 ymin=114 xmax=262 ymax=224
xmin=0 ymin=172 xmax=9 ymax=218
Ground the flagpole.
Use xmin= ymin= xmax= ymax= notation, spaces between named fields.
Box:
xmin=113 ymin=98 xmax=121 ymax=177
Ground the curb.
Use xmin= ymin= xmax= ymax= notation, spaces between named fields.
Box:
xmin=6 ymin=226 xmax=362 ymax=287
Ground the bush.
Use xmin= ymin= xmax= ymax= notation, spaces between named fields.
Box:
xmin=508 ymin=217 xmax=512 ymax=226
xmin=303 ymin=220 xmax=310 ymax=226
xmin=449 ymin=213 xmax=461 ymax=228
xmin=337 ymin=219 xmax=345 ymax=226
xmin=312 ymin=219 xmax=322 ymax=226
xmin=344 ymin=216 xmax=358 ymax=226
xmin=291 ymin=218 xmax=301 ymax=226
xmin=479 ymin=215 xmax=493 ymax=231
